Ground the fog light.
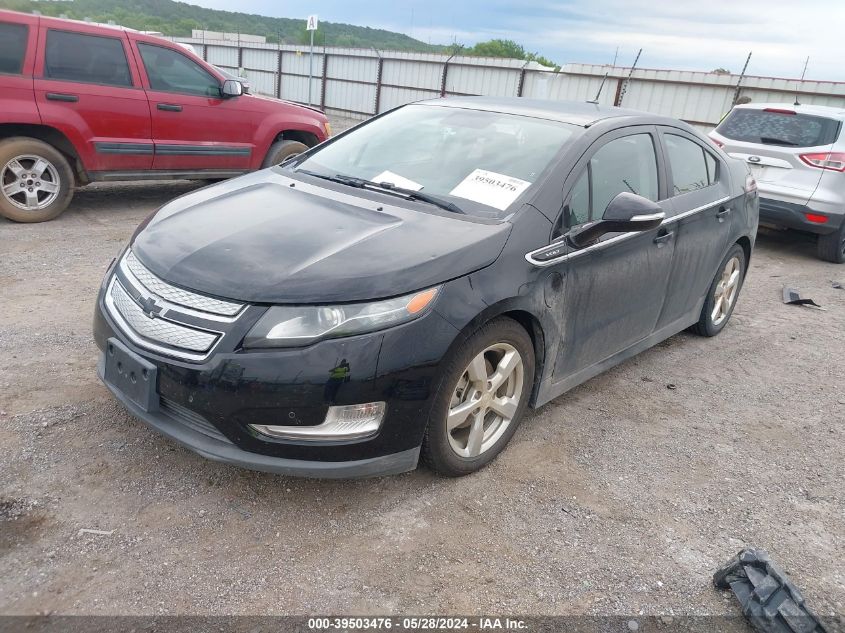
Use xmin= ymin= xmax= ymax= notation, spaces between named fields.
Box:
xmin=249 ymin=402 xmax=386 ymax=441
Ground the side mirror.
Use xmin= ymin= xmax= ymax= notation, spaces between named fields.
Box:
xmin=221 ymin=79 xmax=243 ymax=98
xmin=566 ymin=192 xmax=665 ymax=249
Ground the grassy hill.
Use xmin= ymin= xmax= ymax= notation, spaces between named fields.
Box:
xmin=0 ymin=0 xmax=446 ymax=51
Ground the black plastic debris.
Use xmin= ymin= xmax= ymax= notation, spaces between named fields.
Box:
xmin=714 ymin=548 xmax=828 ymax=633
xmin=832 ymin=281 xmax=843 ymax=290
xmin=782 ymin=287 xmax=822 ymax=308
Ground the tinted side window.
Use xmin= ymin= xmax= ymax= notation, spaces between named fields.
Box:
xmin=0 ymin=23 xmax=29 ymax=75
xmin=704 ymin=151 xmax=718 ymax=185
xmin=590 ymin=134 xmax=658 ymax=215
xmin=562 ymin=134 xmax=658 ymax=230
xmin=138 ymin=44 xmax=220 ymax=97
xmin=45 ymin=30 xmax=132 ymax=87
xmin=665 ymin=134 xmax=709 ymax=195
xmin=568 ymin=169 xmax=590 ymax=225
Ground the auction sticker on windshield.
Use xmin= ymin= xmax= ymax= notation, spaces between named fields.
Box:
xmin=449 ymin=169 xmax=531 ymax=210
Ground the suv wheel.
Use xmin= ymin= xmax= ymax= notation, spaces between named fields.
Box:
xmin=817 ymin=223 xmax=845 ymax=264
xmin=0 ymin=138 xmax=75 ymax=223
xmin=421 ymin=317 xmax=534 ymax=476
xmin=262 ymin=139 xmax=308 ymax=168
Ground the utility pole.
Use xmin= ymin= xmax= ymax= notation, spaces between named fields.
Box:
xmin=306 ymin=15 xmax=318 ymax=106
xmin=794 ymin=56 xmax=809 ymax=106
xmin=617 ymin=48 xmax=642 ymax=106
xmin=731 ymin=51 xmax=752 ymax=106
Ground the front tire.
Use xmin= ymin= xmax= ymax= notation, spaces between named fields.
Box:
xmin=421 ymin=317 xmax=535 ymax=476
xmin=690 ymin=243 xmax=746 ymax=337
xmin=0 ymin=137 xmax=75 ymax=223
xmin=817 ymin=223 xmax=845 ymax=264
xmin=262 ymin=139 xmax=308 ymax=168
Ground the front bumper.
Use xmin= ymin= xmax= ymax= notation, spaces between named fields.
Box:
xmin=94 ymin=279 xmax=460 ymax=478
xmin=97 ymin=355 xmax=419 ymax=478
xmin=759 ymin=197 xmax=843 ymax=235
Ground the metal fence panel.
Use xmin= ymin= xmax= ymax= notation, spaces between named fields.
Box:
xmin=380 ymin=86 xmax=440 ymax=112
xmin=329 ymin=54 xmax=379 ymax=83
xmin=245 ymin=70 xmax=278 ymax=97
xmin=174 ymin=38 xmax=845 ymax=130
xmin=241 ymin=48 xmax=277 ymax=72
xmin=205 ymin=45 xmax=238 ymax=67
xmin=382 ymin=59 xmax=441 ymax=91
xmin=282 ymin=51 xmax=325 ymax=76
xmin=446 ymin=65 xmax=519 ymax=97
xmin=325 ymin=79 xmax=376 ymax=115
xmin=280 ymin=75 xmax=323 ymax=105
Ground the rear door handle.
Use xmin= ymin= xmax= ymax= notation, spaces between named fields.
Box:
xmin=653 ymin=230 xmax=674 ymax=246
xmin=717 ymin=205 xmax=732 ymax=222
xmin=157 ymin=103 xmax=182 ymax=112
xmin=46 ymin=92 xmax=78 ymax=102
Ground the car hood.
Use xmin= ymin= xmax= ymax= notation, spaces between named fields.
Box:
xmin=131 ymin=170 xmax=511 ymax=304
xmin=250 ymin=92 xmax=324 ymax=115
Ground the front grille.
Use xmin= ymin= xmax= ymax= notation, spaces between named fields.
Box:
xmin=124 ymin=250 xmax=243 ymax=317
xmin=107 ymin=279 xmax=219 ymax=354
xmin=160 ymin=397 xmax=232 ymax=444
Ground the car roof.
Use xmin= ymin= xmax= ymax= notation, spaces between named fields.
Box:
xmin=734 ymin=103 xmax=845 ymax=120
xmin=417 ymin=96 xmax=675 ymax=127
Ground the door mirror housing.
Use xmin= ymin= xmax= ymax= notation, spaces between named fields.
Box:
xmin=566 ymin=192 xmax=665 ymax=249
xmin=221 ymin=79 xmax=243 ymax=98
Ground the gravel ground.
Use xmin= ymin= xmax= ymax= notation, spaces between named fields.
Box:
xmin=1 ymin=129 xmax=843 ymax=618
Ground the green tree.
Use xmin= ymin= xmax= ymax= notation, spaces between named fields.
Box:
xmin=463 ymin=39 xmax=559 ymax=69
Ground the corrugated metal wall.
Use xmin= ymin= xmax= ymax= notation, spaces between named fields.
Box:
xmin=175 ymin=38 xmax=845 ymax=130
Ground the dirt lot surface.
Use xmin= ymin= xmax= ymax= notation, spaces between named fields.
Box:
xmin=1 ymin=151 xmax=844 ymax=618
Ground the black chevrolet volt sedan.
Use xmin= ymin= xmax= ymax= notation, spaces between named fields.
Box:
xmin=94 ymin=97 xmax=759 ymax=478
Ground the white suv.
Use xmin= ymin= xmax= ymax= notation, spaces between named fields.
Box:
xmin=710 ymin=104 xmax=845 ymax=263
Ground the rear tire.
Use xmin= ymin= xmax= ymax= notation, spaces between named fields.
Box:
xmin=690 ymin=243 xmax=746 ymax=337
xmin=0 ymin=137 xmax=74 ymax=223
xmin=262 ymin=139 xmax=308 ymax=168
xmin=817 ymin=223 xmax=845 ymax=263
xmin=421 ymin=317 xmax=535 ymax=477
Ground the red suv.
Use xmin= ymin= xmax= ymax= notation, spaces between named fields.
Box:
xmin=0 ymin=11 xmax=330 ymax=222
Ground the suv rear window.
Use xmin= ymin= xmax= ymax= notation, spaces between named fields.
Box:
xmin=717 ymin=108 xmax=841 ymax=148
xmin=0 ymin=23 xmax=28 ymax=75
xmin=45 ymin=30 xmax=132 ymax=87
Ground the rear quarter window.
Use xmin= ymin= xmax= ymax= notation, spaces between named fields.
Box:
xmin=45 ymin=30 xmax=133 ymax=87
xmin=664 ymin=133 xmax=719 ymax=195
xmin=0 ymin=22 xmax=28 ymax=75
xmin=717 ymin=109 xmax=841 ymax=148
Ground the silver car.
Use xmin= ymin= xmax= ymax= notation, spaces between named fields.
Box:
xmin=710 ymin=104 xmax=845 ymax=263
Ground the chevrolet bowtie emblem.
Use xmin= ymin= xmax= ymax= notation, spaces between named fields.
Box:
xmin=139 ymin=295 xmax=163 ymax=319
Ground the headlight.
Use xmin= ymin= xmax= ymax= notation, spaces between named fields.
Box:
xmin=243 ymin=287 xmax=439 ymax=348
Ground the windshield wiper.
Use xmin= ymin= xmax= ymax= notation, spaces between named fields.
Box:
xmin=759 ymin=136 xmax=799 ymax=147
xmin=296 ymin=170 xmax=465 ymax=215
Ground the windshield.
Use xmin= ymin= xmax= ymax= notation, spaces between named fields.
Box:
xmin=293 ymin=104 xmax=577 ymax=218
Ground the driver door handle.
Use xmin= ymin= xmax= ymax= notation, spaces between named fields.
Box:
xmin=157 ymin=103 xmax=182 ymax=112
xmin=653 ymin=230 xmax=674 ymax=246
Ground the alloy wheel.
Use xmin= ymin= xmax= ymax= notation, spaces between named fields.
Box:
xmin=711 ymin=256 xmax=741 ymax=326
xmin=446 ymin=343 xmax=524 ymax=458
xmin=1 ymin=154 xmax=61 ymax=212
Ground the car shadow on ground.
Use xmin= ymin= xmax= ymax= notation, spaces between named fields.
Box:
xmin=754 ymin=226 xmax=820 ymax=262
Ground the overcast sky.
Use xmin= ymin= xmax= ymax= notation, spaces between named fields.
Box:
xmin=191 ymin=0 xmax=845 ymax=81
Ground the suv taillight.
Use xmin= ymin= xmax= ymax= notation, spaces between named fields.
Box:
xmin=799 ymin=152 xmax=845 ymax=172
